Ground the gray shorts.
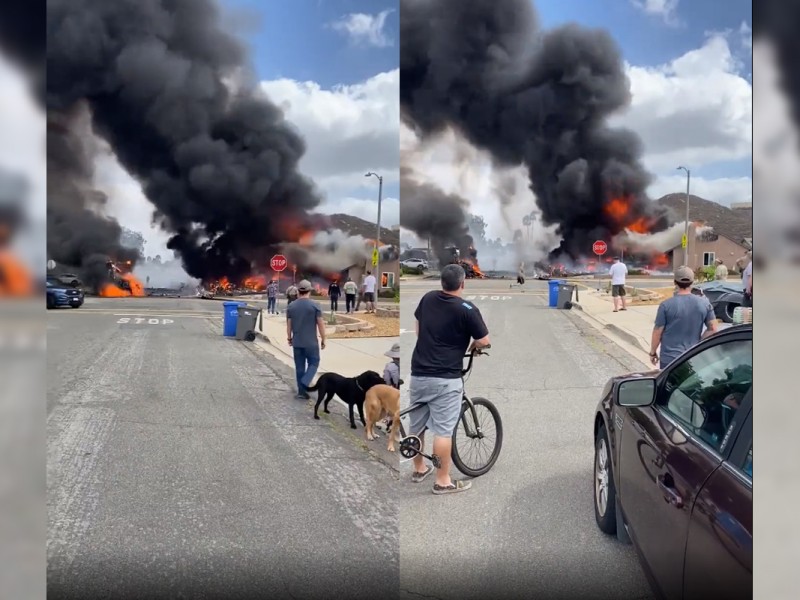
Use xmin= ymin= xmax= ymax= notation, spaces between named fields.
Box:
xmin=611 ymin=284 xmax=626 ymax=297
xmin=407 ymin=376 xmax=463 ymax=438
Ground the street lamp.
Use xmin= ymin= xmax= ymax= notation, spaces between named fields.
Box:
xmin=677 ymin=166 xmax=691 ymax=266
xmin=365 ymin=172 xmax=383 ymax=286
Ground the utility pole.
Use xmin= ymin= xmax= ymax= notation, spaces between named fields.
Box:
xmin=366 ymin=172 xmax=383 ymax=287
xmin=677 ymin=166 xmax=691 ymax=266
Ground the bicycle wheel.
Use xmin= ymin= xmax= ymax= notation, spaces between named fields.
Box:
xmin=451 ymin=397 xmax=503 ymax=477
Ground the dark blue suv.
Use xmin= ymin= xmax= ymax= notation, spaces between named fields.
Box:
xmin=46 ymin=278 xmax=84 ymax=309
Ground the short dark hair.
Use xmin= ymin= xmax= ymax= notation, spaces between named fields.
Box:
xmin=675 ymin=280 xmax=692 ymax=289
xmin=367 ymin=270 xmax=371 ymax=275
xmin=441 ymin=264 xmax=466 ymax=292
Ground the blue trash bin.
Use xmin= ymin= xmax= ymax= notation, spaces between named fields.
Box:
xmin=548 ymin=280 xmax=566 ymax=308
xmin=222 ymin=301 xmax=246 ymax=337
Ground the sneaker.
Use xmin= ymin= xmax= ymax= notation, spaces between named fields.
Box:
xmin=432 ymin=480 xmax=472 ymax=495
xmin=411 ymin=466 xmax=433 ymax=483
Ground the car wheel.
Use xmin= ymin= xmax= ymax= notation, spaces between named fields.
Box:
xmin=594 ymin=427 xmax=618 ymax=535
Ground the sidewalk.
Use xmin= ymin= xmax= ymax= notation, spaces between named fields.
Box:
xmin=570 ymin=287 xmax=657 ymax=367
xmin=254 ymin=310 xmax=392 ymax=377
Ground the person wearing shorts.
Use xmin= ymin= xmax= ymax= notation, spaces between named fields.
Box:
xmin=408 ymin=264 xmax=490 ymax=495
xmin=608 ymin=256 xmax=628 ymax=312
xmin=362 ymin=270 xmax=377 ymax=313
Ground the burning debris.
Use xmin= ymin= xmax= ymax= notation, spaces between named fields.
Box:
xmin=45 ymin=0 xmax=325 ymax=288
xmin=400 ymin=0 xmax=673 ymax=262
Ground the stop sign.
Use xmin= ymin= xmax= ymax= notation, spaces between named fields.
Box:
xmin=270 ymin=254 xmax=288 ymax=272
xmin=593 ymin=240 xmax=607 ymax=256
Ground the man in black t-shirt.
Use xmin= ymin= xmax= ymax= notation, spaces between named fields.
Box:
xmin=408 ymin=264 xmax=491 ymax=495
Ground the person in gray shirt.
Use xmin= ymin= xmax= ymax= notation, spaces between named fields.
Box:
xmin=649 ymin=266 xmax=718 ymax=369
xmin=286 ymin=280 xmax=326 ymax=399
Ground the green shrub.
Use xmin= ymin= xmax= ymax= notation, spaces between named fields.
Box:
xmin=401 ymin=265 xmax=425 ymax=276
xmin=695 ymin=266 xmax=715 ymax=282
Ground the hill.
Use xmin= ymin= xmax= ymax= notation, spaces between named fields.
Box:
xmin=326 ymin=213 xmax=400 ymax=246
xmin=656 ymin=194 xmax=752 ymax=246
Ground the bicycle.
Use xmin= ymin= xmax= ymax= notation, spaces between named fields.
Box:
xmin=396 ymin=347 xmax=503 ymax=477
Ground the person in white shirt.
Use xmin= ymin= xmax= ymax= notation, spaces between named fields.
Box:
xmin=714 ymin=259 xmax=728 ymax=281
xmin=363 ymin=270 xmax=377 ymax=313
xmin=742 ymin=256 xmax=753 ymax=307
xmin=608 ymin=256 xmax=628 ymax=312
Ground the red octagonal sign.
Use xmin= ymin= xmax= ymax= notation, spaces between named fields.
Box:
xmin=270 ymin=254 xmax=288 ymax=272
xmin=593 ymin=240 xmax=607 ymax=256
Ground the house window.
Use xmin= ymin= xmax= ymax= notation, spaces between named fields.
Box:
xmin=703 ymin=252 xmax=715 ymax=266
xmin=381 ymin=272 xmax=395 ymax=289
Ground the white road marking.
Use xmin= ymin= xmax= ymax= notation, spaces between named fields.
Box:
xmin=116 ymin=317 xmax=177 ymax=325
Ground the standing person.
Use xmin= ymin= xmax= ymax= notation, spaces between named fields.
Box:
xmin=735 ymin=250 xmax=751 ymax=277
xmin=649 ymin=266 xmax=718 ymax=369
xmin=343 ymin=277 xmax=358 ymax=314
xmin=608 ymin=256 xmax=628 ymax=312
xmin=408 ymin=264 xmax=491 ymax=495
xmin=714 ymin=259 xmax=728 ymax=281
xmin=286 ymin=283 xmax=298 ymax=306
xmin=363 ymin=270 xmax=377 ymax=314
xmin=266 ymin=279 xmax=279 ymax=314
xmin=517 ymin=262 xmax=525 ymax=285
xmin=328 ymin=279 xmax=341 ymax=313
xmin=742 ymin=254 xmax=753 ymax=308
xmin=286 ymin=280 xmax=326 ymax=399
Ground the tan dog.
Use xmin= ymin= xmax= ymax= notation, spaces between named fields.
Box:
xmin=364 ymin=384 xmax=401 ymax=452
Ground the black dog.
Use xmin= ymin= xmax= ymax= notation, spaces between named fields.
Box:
xmin=308 ymin=370 xmax=384 ymax=429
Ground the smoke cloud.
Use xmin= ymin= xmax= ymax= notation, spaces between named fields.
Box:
xmin=46 ymin=0 xmax=321 ymax=284
xmin=400 ymin=167 xmax=475 ymax=265
xmin=400 ymin=0 xmax=672 ymax=260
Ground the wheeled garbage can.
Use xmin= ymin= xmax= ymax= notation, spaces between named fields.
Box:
xmin=222 ymin=301 xmax=246 ymax=336
xmin=235 ymin=305 xmax=260 ymax=341
xmin=548 ymin=280 xmax=566 ymax=307
xmin=557 ymin=284 xmax=577 ymax=309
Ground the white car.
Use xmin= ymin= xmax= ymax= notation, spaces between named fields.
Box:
xmin=401 ymin=258 xmax=428 ymax=270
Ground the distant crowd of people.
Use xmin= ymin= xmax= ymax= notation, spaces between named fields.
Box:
xmin=263 ymin=270 xmax=380 ymax=315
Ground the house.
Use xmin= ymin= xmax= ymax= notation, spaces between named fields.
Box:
xmin=327 ymin=213 xmax=400 ymax=292
xmin=657 ymin=194 xmax=753 ymax=272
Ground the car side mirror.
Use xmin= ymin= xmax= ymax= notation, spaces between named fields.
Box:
xmin=616 ymin=377 xmax=657 ymax=408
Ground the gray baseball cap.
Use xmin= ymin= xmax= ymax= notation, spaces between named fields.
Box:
xmin=674 ymin=266 xmax=694 ymax=283
xmin=297 ymin=279 xmax=313 ymax=292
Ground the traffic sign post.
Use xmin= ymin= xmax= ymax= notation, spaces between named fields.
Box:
xmin=593 ymin=240 xmax=607 ymax=256
xmin=271 ymin=254 xmax=288 ymax=299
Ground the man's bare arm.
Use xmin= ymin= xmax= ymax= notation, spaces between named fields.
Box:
xmin=286 ymin=318 xmax=292 ymax=342
xmin=469 ymin=335 xmax=491 ymax=351
xmin=650 ymin=327 xmax=663 ymax=356
xmin=317 ymin=316 xmax=327 ymax=348
xmin=702 ymin=317 xmax=719 ymax=339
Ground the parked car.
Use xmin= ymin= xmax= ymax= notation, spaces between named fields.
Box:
xmin=593 ymin=325 xmax=752 ymax=600
xmin=401 ymin=258 xmax=428 ymax=273
xmin=46 ymin=278 xmax=85 ymax=309
xmin=695 ymin=280 xmax=744 ymax=323
xmin=50 ymin=272 xmax=83 ymax=288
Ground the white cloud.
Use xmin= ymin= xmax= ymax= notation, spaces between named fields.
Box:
xmin=329 ymin=10 xmax=394 ymax=48
xmin=612 ymin=33 xmax=752 ymax=173
xmin=647 ymin=174 xmax=752 ymax=206
xmin=631 ymin=0 xmax=681 ymax=26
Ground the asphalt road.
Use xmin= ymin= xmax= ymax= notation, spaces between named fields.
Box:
xmin=398 ymin=279 xmax=654 ymax=600
xmin=47 ymin=297 xmax=399 ymax=599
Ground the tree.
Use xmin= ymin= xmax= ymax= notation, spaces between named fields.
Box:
xmin=120 ymin=227 xmax=145 ymax=255
xmin=468 ymin=214 xmax=487 ymax=244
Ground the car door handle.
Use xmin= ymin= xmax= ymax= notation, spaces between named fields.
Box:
xmin=657 ymin=475 xmax=684 ymax=509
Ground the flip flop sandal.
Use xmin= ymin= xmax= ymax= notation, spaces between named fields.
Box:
xmin=613 ymin=309 xmax=619 ymax=313
xmin=620 ymin=308 xmax=627 ymax=311
xmin=432 ymin=480 xmax=472 ymax=495
xmin=411 ymin=466 xmax=433 ymax=483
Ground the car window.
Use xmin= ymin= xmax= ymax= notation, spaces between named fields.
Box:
xmin=659 ymin=339 xmax=752 ymax=452
xmin=742 ymin=444 xmax=753 ymax=478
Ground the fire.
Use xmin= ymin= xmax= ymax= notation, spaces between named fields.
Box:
xmin=243 ymin=274 xmax=267 ymax=291
xmin=98 ymin=273 xmax=145 ymax=298
xmin=604 ymin=195 xmax=653 ymax=234
xmin=0 ymin=251 xmax=34 ymax=297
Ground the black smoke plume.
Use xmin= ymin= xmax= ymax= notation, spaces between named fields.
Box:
xmin=400 ymin=0 xmax=671 ymax=260
xmin=401 ymin=168 xmax=475 ymax=266
xmin=46 ymin=0 xmax=320 ymax=283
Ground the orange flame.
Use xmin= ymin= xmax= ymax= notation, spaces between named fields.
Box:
xmin=98 ymin=273 xmax=145 ymax=298
xmin=604 ymin=195 xmax=652 ymax=234
xmin=123 ymin=273 xmax=145 ymax=297
xmin=99 ymin=283 xmax=130 ymax=297
xmin=0 ymin=251 xmax=34 ymax=297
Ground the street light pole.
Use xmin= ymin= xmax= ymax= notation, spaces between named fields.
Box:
xmin=365 ymin=172 xmax=383 ymax=287
xmin=677 ymin=166 xmax=691 ymax=266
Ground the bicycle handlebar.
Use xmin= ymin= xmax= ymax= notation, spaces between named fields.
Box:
xmin=462 ymin=344 xmax=491 ymax=375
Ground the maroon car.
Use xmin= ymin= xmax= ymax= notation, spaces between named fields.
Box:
xmin=593 ymin=325 xmax=752 ymax=600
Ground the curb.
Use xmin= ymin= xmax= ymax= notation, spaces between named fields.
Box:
xmin=570 ymin=302 xmax=648 ymax=352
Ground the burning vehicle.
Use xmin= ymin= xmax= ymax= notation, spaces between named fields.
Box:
xmin=100 ymin=260 xmax=146 ymax=297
